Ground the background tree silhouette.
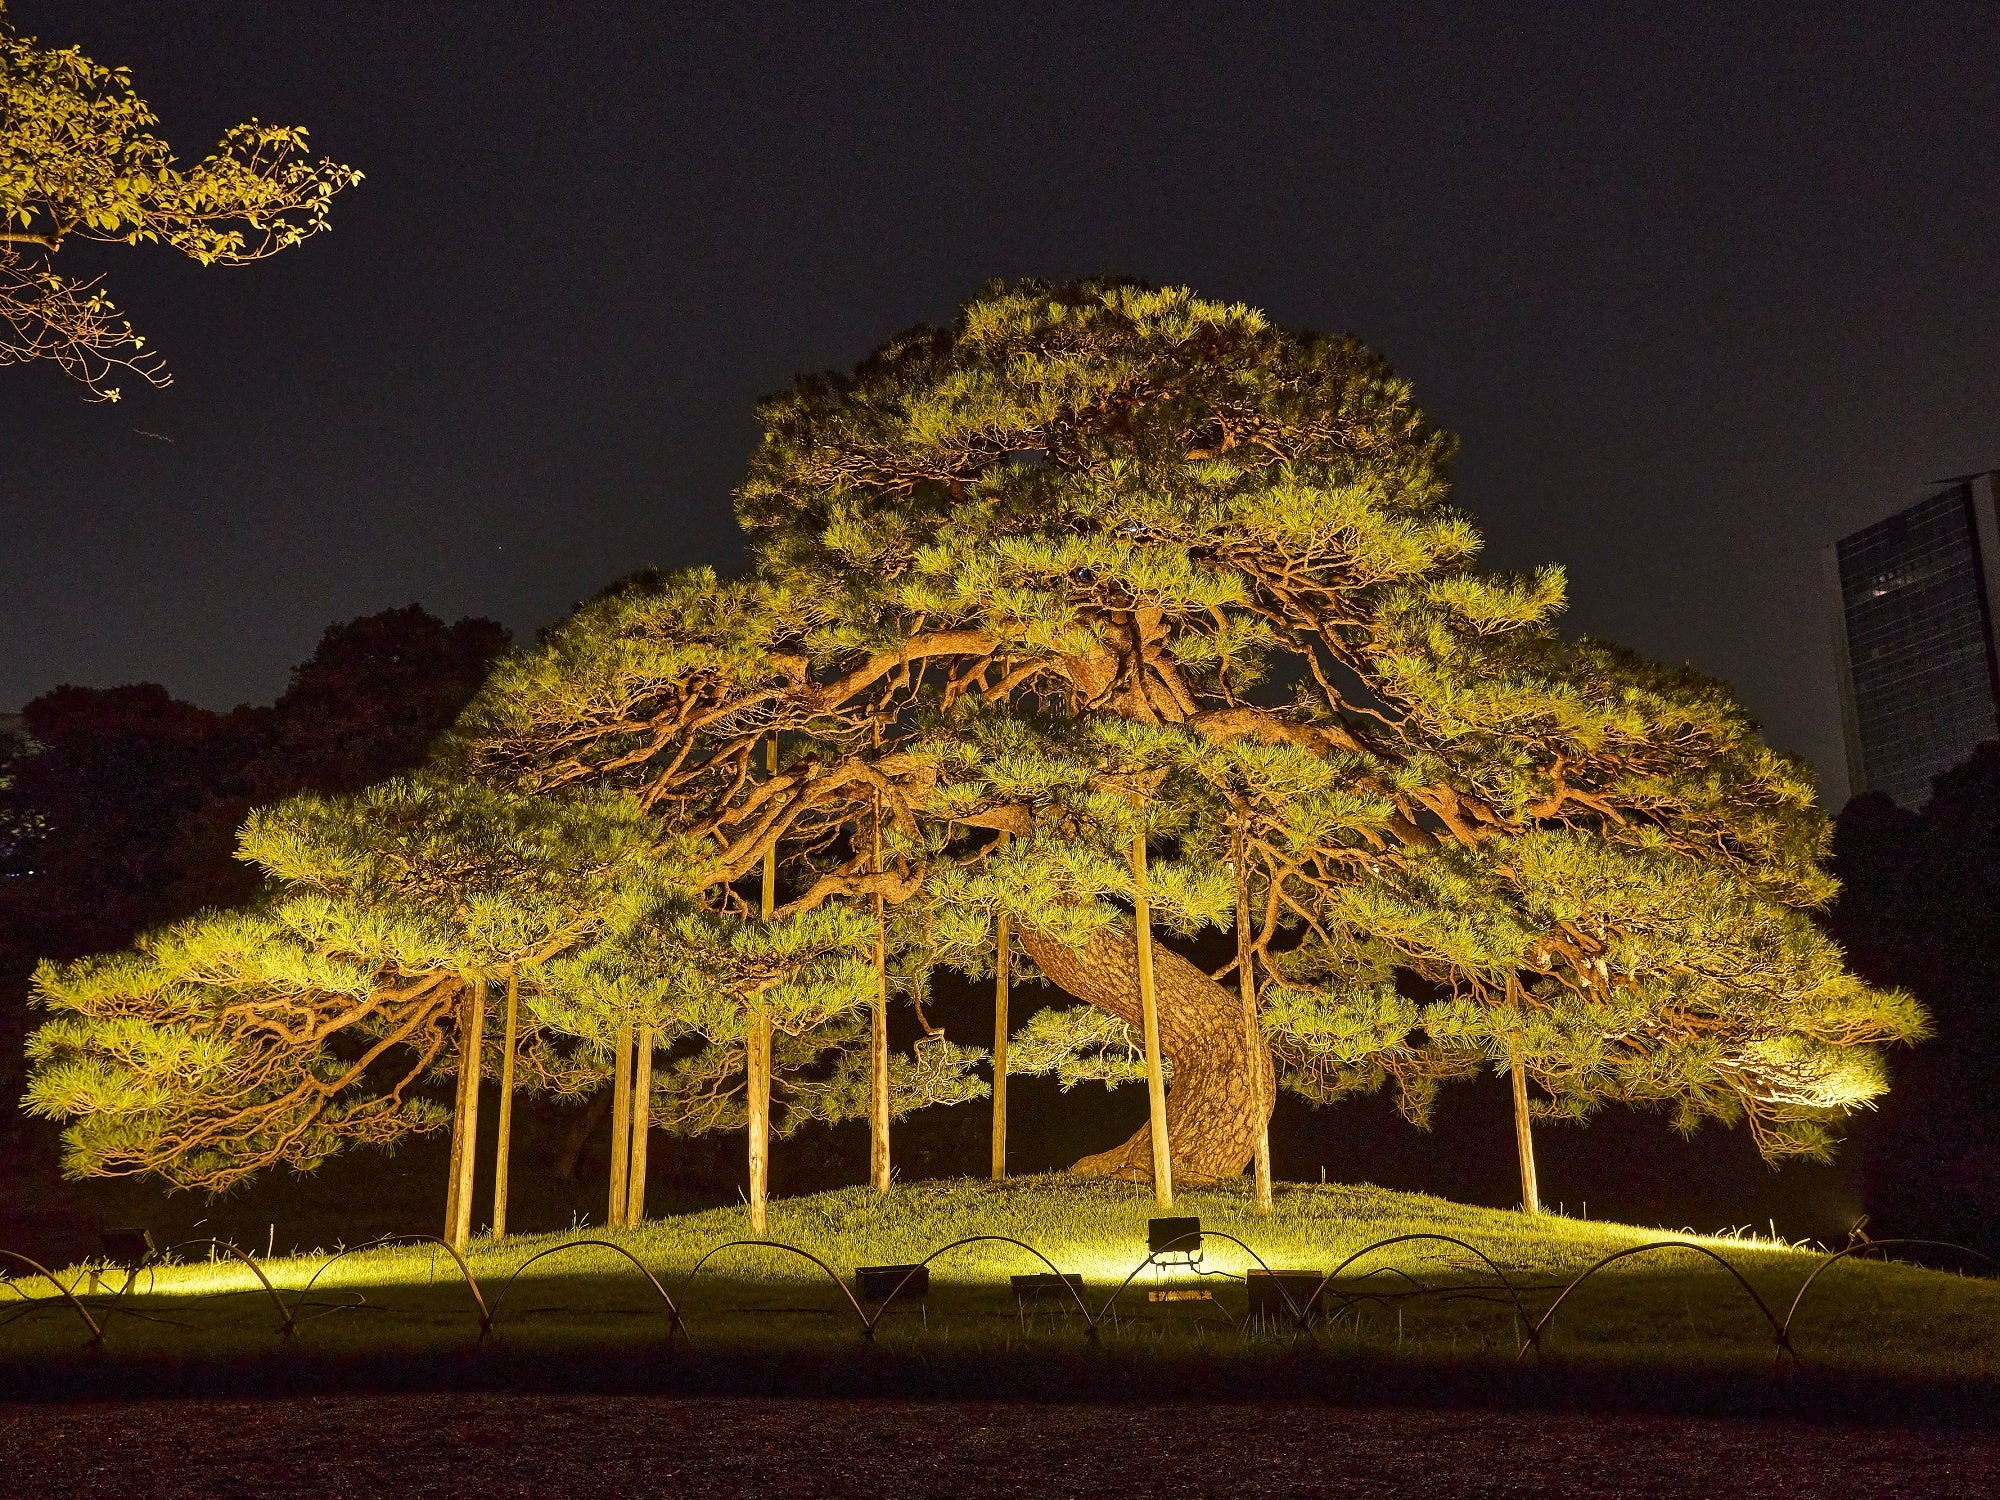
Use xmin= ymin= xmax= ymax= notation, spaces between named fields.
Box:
xmin=1830 ymin=748 xmax=2000 ymax=1253
xmin=0 ymin=606 xmax=506 ymax=1242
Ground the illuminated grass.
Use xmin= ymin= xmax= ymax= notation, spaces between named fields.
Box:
xmin=3 ymin=1176 xmax=1995 ymax=1385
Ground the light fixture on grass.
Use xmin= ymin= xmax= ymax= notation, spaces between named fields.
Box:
xmin=100 ymin=1228 xmax=155 ymax=1268
xmin=854 ymin=1264 xmax=929 ymax=1308
xmin=1010 ymin=1271 xmax=1085 ymax=1316
xmin=98 ymin=1227 xmax=156 ymax=1296
xmin=1246 ymin=1268 xmax=1324 ymax=1326
xmin=1147 ymin=1216 xmax=1203 ymax=1266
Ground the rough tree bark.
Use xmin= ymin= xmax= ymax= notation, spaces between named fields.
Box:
xmin=1019 ymin=925 xmax=1275 ymax=1183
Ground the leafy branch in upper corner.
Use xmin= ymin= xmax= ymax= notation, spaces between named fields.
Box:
xmin=0 ymin=2 xmax=361 ymax=398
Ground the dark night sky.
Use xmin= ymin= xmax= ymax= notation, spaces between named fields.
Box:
xmin=5 ymin=3 xmax=1997 ymax=806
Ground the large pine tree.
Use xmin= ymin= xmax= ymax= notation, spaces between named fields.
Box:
xmin=25 ymin=280 xmax=1923 ymax=1207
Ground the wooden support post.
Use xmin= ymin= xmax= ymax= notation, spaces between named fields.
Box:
xmin=991 ymin=908 xmax=1010 ymax=1181
xmin=444 ymin=982 xmax=473 ymax=1241
xmin=1512 ymin=1052 xmax=1541 ymax=1215
xmin=1235 ymin=828 xmax=1273 ymax=1212
xmin=747 ymin=1016 xmax=771 ymax=1235
xmin=1130 ymin=831 xmax=1173 ymax=1208
xmin=492 ymin=971 xmax=519 ymax=1239
xmin=869 ymin=789 xmax=891 ymax=1194
xmin=748 ymin=731 xmax=777 ymax=1235
xmin=626 ymin=1026 xmax=654 ymax=1225
xmin=608 ymin=1022 xmax=633 ymax=1229
xmin=452 ymin=977 xmax=486 ymax=1250
xmin=870 ymin=934 xmax=890 ymax=1191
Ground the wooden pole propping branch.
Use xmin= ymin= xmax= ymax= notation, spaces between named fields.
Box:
xmin=444 ymin=982 xmax=473 ymax=1242
xmin=492 ymin=971 xmax=520 ymax=1240
xmin=746 ymin=1017 xmax=771 ymax=1236
xmin=627 ymin=1025 xmax=654 ymax=1225
xmin=748 ymin=730 xmax=777 ymax=1236
xmin=1512 ymin=1049 xmax=1541 ymax=1216
xmin=452 ymin=976 xmax=486 ymax=1251
xmin=608 ymin=1023 xmax=634 ymax=1229
xmin=1131 ymin=830 xmax=1173 ymax=1208
xmin=1235 ymin=825 xmax=1273 ymax=1213
xmin=870 ymin=787 xmax=891 ymax=1194
xmin=991 ymin=906 xmax=1010 ymax=1182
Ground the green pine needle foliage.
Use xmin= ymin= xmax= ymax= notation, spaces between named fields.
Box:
xmin=23 ymin=278 xmax=1923 ymax=1188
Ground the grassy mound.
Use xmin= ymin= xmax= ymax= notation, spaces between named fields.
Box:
xmin=4 ymin=1177 xmax=1995 ymax=1396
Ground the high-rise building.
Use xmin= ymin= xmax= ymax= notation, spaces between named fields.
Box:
xmin=1826 ymin=471 xmax=2000 ymax=808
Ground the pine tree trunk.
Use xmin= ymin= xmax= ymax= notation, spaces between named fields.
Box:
xmin=444 ymin=983 xmax=473 ymax=1240
xmin=492 ymin=972 xmax=519 ymax=1240
xmin=1235 ymin=839 xmax=1274 ymax=1212
xmin=452 ymin=978 xmax=486 ymax=1250
xmin=607 ymin=1023 xmax=633 ymax=1229
xmin=991 ymin=910 xmax=1010 ymax=1181
xmin=1511 ymin=1054 xmax=1541 ymax=1215
xmin=626 ymin=1025 xmax=653 ymax=1224
xmin=1130 ymin=834 xmax=1174 ymax=1207
xmin=1018 ymin=923 xmax=1276 ymax=1184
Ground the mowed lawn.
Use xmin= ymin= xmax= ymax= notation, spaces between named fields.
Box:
xmin=3 ymin=1176 xmax=1995 ymax=1386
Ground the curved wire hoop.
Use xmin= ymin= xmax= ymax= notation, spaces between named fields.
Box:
xmin=287 ymin=1234 xmax=492 ymax=1336
xmin=893 ymin=1235 xmax=1096 ymax=1336
xmin=1780 ymin=1238 xmax=2000 ymax=1356
xmin=1300 ymin=1233 xmax=1535 ymax=1349
xmin=1522 ymin=1240 xmax=1789 ymax=1363
xmin=10 ymin=1216 xmax=1992 ymax=1372
xmin=487 ymin=1239 xmax=682 ymax=1333
xmin=159 ymin=1239 xmax=296 ymax=1337
xmin=1090 ymin=1227 xmax=1280 ymax=1330
xmin=680 ymin=1239 xmax=867 ymax=1333
xmin=0 ymin=1250 xmax=103 ymax=1345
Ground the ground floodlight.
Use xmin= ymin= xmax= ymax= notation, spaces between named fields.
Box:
xmin=100 ymin=1228 xmax=155 ymax=1268
xmin=1246 ymin=1269 xmax=1324 ymax=1324
xmin=854 ymin=1264 xmax=929 ymax=1306
xmin=1148 ymin=1216 xmax=1203 ymax=1259
xmin=1010 ymin=1271 xmax=1084 ymax=1306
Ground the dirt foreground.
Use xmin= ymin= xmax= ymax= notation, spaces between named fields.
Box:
xmin=3 ymin=1393 xmax=1997 ymax=1498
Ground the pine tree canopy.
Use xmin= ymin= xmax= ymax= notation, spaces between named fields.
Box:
xmin=25 ymin=279 xmax=1925 ymax=1189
